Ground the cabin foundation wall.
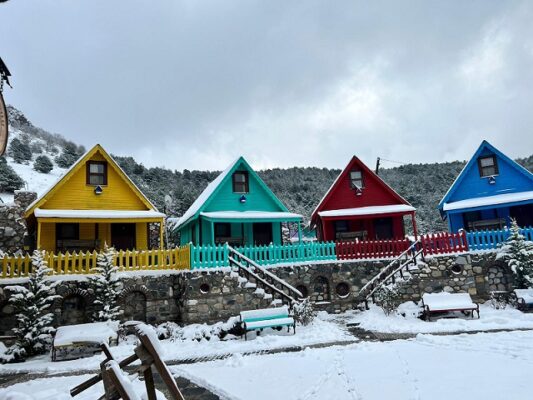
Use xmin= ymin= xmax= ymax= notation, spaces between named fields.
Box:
xmin=0 ymin=252 xmax=514 ymax=335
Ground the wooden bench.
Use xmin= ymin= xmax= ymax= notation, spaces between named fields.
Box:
xmin=513 ymin=289 xmax=533 ymax=311
xmin=240 ymin=306 xmax=295 ymax=340
xmin=421 ymin=293 xmax=480 ymax=321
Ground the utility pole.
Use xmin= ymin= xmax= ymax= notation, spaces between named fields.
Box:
xmin=375 ymin=157 xmax=381 ymax=175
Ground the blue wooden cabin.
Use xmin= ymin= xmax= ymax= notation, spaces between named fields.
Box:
xmin=173 ymin=157 xmax=303 ymax=246
xmin=439 ymin=141 xmax=533 ymax=232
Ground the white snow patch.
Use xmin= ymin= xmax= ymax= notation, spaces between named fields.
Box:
xmin=443 ymin=190 xmax=533 ymax=211
xmin=34 ymin=209 xmax=165 ymax=219
xmin=318 ymin=204 xmax=416 ymax=217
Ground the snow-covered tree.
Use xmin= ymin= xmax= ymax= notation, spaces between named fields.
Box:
xmin=88 ymin=245 xmax=122 ymax=321
xmin=0 ymin=157 xmax=24 ymax=192
xmin=8 ymin=137 xmax=32 ymax=164
xmin=33 ymin=155 xmax=54 ymax=173
xmin=497 ymin=219 xmax=533 ymax=288
xmin=55 ymin=142 xmax=84 ymax=168
xmin=2 ymin=251 xmax=59 ymax=362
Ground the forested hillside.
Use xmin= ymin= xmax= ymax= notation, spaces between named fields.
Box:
xmin=2 ymin=105 xmax=532 ymax=234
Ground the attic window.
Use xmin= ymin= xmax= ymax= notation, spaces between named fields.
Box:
xmin=87 ymin=161 xmax=108 ymax=185
xmin=478 ymin=156 xmax=498 ymax=177
xmin=232 ymin=171 xmax=249 ymax=193
xmin=349 ymin=170 xmax=363 ymax=190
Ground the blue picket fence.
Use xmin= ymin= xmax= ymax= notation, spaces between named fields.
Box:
xmin=466 ymin=226 xmax=533 ymax=251
xmin=190 ymin=241 xmax=336 ymax=269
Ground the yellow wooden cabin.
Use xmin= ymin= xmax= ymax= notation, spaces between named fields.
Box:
xmin=24 ymin=144 xmax=165 ymax=253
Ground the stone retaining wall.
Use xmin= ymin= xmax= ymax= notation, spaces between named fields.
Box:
xmin=0 ymin=252 xmax=515 ymax=335
xmin=0 ymin=191 xmax=36 ymax=254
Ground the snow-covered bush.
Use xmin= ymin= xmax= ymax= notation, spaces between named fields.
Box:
xmin=88 ymin=245 xmax=123 ymax=322
xmin=374 ymin=276 xmax=413 ymax=316
xmin=497 ymin=219 xmax=533 ymax=289
xmin=33 ymin=155 xmax=54 ymax=173
xmin=1 ymin=250 xmax=59 ymax=363
xmin=489 ymin=291 xmax=515 ymax=310
xmin=292 ymin=298 xmax=316 ymax=326
xmin=155 ymin=317 xmax=239 ymax=342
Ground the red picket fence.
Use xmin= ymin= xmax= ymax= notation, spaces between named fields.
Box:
xmin=335 ymin=238 xmax=412 ymax=260
xmin=420 ymin=231 xmax=469 ymax=255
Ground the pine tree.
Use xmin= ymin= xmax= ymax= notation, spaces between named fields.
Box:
xmin=88 ymin=245 xmax=122 ymax=321
xmin=55 ymin=142 xmax=83 ymax=168
xmin=8 ymin=137 xmax=32 ymax=164
xmin=497 ymin=219 xmax=533 ymax=288
xmin=0 ymin=157 xmax=24 ymax=192
xmin=2 ymin=251 xmax=59 ymax=362
xmin=33 ymin=155 xmax=54 ymax=173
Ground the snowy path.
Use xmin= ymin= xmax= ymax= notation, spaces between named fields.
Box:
xmin=172 ymin=330 xmax=533 ymax=400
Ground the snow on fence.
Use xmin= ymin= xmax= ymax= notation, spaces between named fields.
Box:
xmin=466 ymin=226 xmax=533 ymax=251
xmin=420 ymin=231 xmax=469 ymax=255
xmin=190 ymin=241 xmax=336 ymax=269
xmin=335 ymin=238 xmax=411 ymax=260
xmin=0 ymin=246 xmax=190 ymax=279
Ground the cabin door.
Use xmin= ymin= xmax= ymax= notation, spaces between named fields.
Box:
xmin=253 ymin=223 xmax=273 ymax=245
xmin=111 ymin=223 xmax=136 ymax=251
xmin=510 ymin=204 xmax=533 ymax=228
xmin=374 ymin=217 xmax=394 ymax=240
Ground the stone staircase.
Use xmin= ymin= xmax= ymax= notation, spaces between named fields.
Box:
xmin=228 ymin=246 xmax=302 ymax=308
xmin=356 ymin=241 xmax=424 ymax=309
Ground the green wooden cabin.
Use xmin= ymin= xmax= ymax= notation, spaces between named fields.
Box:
xmin=174 ymin=157 xmax=303 ymax=246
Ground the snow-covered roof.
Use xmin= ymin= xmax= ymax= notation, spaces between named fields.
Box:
xmin=442 ymin=191 xmax=533 ymax=212
xmin=174 ymin=158 xmax=240 ymax=230
xmin=200 ymin=211 xmax=302 ymax=220
xmin=34 ymin=208 xmax=165 ymax=219
xmin=318 ymin=204 xmax=415 ymax=218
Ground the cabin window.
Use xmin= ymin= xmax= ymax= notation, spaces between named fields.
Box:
xmin=87 ymin=161 xmax=108 ymax=185
xmin=349 ymin=170 xmax=363 ymax=189
xmin=477 ymin=155 xmax=498 ymax=177
xmin=232 ymin=171 xmax=249 ymax=193
xmin=56 ymin=223 xmax=80 ymax=241
xmin=214 ymin=223 xmax=231 ymax=239
xmin=334 ymin=220 xmax=350 ymax=233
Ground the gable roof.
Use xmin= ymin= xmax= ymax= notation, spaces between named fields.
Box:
xmin=438 ymin=140 xmax=533 ymax=212
xmin=311 ymin=156 xmax=411 ymax=225
xmin=174 ymin=156 xmax=290 ymax=230
xmin=25 ymin=144 xmax=158 ymax=218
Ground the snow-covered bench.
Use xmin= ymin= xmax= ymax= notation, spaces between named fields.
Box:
xmin=240 ymin=306 xmax=295 ymax=340
xmin=421 ymin=293 xmax=479 ymax=321
xmin=52 ymin=322 xmax=119 ymax=361
xmin=513 ymin=289 xmax=533 ymax=311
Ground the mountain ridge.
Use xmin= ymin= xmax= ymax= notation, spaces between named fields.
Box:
xmin=2 ymin=105 xmax=532 ymax=233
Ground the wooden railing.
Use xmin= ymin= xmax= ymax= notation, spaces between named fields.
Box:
xmin=466 ymin=226 xmax=533 ymax=251
xmin=0 ymin=246 xmax=190 ymax=279
xmin=335 ymin=238 xmax=411 ymax=260
xmin=420 ymin=231 xmax=469 ymax=255
xmin=190 ymin=242 xmax=336 ymax=269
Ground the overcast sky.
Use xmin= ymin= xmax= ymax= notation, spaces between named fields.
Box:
xmin=1 ymin=1 xmax=532 ymax=171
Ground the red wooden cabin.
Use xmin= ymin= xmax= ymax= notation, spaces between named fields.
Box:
xmin=311 ymin=156 xmax=418 ymax=242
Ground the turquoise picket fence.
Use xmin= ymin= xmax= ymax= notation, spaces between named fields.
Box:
xmin=466 ymin=226 xmax=533 ymax=251
xmin=190 ymin=241 xmax=336 ymax=269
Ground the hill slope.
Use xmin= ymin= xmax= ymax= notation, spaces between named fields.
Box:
xmin=2 ymin=105 xmax=531 ymax=233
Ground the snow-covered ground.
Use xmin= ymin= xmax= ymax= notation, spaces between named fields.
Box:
xmin=343 ymin=303 xmax=533 ymax=334
xmin=0 ymin=373 xmax=167 ymax=400
xmin=0 ymin=315 xmax=353 ymax=374
xmin=172 ymin=330 xmax=533 ymax=400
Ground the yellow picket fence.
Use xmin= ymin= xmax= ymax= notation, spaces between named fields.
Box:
xmin=0 ymin=246 xmax=191 ymax=279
